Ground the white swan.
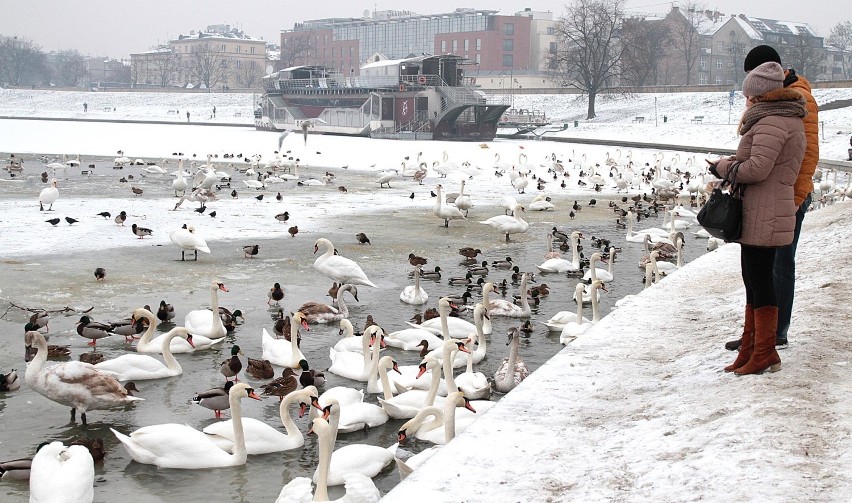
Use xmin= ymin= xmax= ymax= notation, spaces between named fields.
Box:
xmin=262 ymin=312 xmax=308 ymax=368
xmin=426 ymin=304 xmax=489 ymax=369
xmin=487 ymin=273 xmax=531 ymax=318
xmin=328 ymin=325 xmax=380 ymax=381
xmin=172 ymin=159 xmax=188 ymax=196
xmin=405 ymin=297 xmax=477 ymax=339
xmin=494 ymin=327 xmax=530 ymax=393
xmin=111 ymin=383 xmax=260 ymax=469
xmin=169 ymin=224 xmax=210 ymax=261
xmin=625 ymin=210 xmax=671 ymax=244
xmin=203 ymin=386 xmax=317 ymax=455
xmin=560 ymin=281 xmax=604 ymax=344
xmin=433 ymin=184 xmax=466 ymax=227
xmin=184 ymin=280 xmax=228 ymax=340
xmin=29 ymin=441 xmax=93 ymax=503
xmin=332 ymin=319 xmax=375 ymax=353
xmin=400 ymin=265 xmax=429 ymax=305
xmin=582 ymin=251 xmax=614 ymax=282
xmin=276 ymin=417 xmax=380 ymax=502
xmin=24 ymin=330 xmax=143 ymax=425
xmin=479 ymin=203 xmax=529 ymax=242
xmin=38 ymin=179 xmax=59 ymax=211
xmin=383 ymin=322 xmax=443 ymax=351
xmin=314 ymin=238 xmax=378 ymax=288
xmin=378 ymin=355 xmax=444 ymax=419
xmin=453 ymin=179 xmax=473 ymax=215
xmin=94 ymin=327 xmax=193 ymax=380
xmin=134 ymin=307 xmax=223 ymax=353
xmin=537 ymin=231 xmax=582 ymax=272
xmin=396 ymin=390 xmax=477 ymax=445
xmin=544 ymin=282 xmax=588 ymax=331
xmin=299 ymin=284 xmax=359 ymax=324
xmin=453 ymin=348 xmax=491 ymax=400
xmin=529 ymin=194 xmax=555 ymax=211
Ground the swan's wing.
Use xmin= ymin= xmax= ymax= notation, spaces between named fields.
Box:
xmin=341 ymin=472 xmax=381 ymax=503
xmin=275 ymin=476 xmax=313 ymax=503
xmin=95 ymin=354 xmax=164 ymax=376
xmin=57 ymin=445 xmax=95 ymax=502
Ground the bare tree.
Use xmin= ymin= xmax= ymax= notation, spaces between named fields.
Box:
xmin=779 ymin=36 xmax=826 ymax=79
xmin=241 ymin=60 xmax=263 ymax=88
xmin=53 ymin=50 xmax=87 ymax=87
xmin=187 ymin=42 xmax=229 ymax=89
xmin=150 ymin=51 xmax=179 ymax=87
xmin=280 ymin=32 xmax=314 ymax=69
xmin=621 ymin=17 xmax=671 ymax=86
xmin=547 ymin=0 xmax=624 ymax=119
xmin=669 ymin=2 xmax=710 ymax=85
xmin=0 ymin=35 xmax=44 ymax=86
xmin=827 ymin=21 xmax=852 ymax=79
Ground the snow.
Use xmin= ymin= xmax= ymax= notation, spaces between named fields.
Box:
xmin=1 ymin=88 xmax=851 ymax=501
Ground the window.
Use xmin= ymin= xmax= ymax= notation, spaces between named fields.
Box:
xmin=250 ymin=46 xmax=255 ymax=54
xmin=699 ymin=74 xmax=708 ymax=84
xmin=236 ymin=46 xmax=241 ymax=54
xmin=502 ymin=54 xmax=513 ymax=67
xmin=222 ymin=44 xmax=226 ymax=51
xmin=441 ymin=40 xmax=446 ymax=52
xmin=716 ymin=58 xmax=723 ymax=69
xmin=504 ymin=23 xmax=514 ymax=36
xmin=715 ymin=76 xmax=722 ymax=84
xmin=700 ymin=57 xmax=706 ymax=69
xmin=475 ymin=54 xmax=480 ymax=64
xmin=549 ymin=41 xmax=557 ymax=54
xmin=452 ymin=40 xmax=457 ymax=52
xmin=236 ymin=60 xmax=241 ymax=69
xmin=503 ymin=39 xmax=514 ymax=51
xmin=476 ymin=38 xmax=482 ymax=50
xmin=464 ymin=39 xmax=469 ymax=51
xmin=547 ymin=26 xmax=555 ymax=35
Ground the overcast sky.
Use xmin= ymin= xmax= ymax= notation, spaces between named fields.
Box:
xmin=0 ymin=0 xmax=843 ymax=59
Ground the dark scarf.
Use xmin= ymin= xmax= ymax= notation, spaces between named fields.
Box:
xmin=739 ymin=89 xmax=806 ymax=135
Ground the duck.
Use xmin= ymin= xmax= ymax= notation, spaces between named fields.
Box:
xmin=267 ymin=282 xmax=285 ymax=305
xmin=131 ymin=223 xmax=153 ymax=239
xmin=24 ymin=330 xmax=143 ymax=425
xmin=68 ymin=437 xmax=106 ymax=463
xmin=156 ymin=300 xmax=175 ymax=322
xmin=192 ymin=381 xmax=236 ymax=418
xmin=184 ymin=280 xmax=229 ymax=340
xmin=1 ymin=369 xmax=21 ymax=392
xmin=313 ymin=238 xmax=378 ymax=288
xmin=24 ymin=341 xmax=71 ymax=361
xmin=298 ymin=284 xmax=359 ymax=324
xmin=298 ymin=359 xmax=326 ymax=388
xmin=93 ymin=267 xmax=106 ymax=282
xmin=38 ymin=179 xmax=59 ymax=211
xmin=467 ymin=261 xmax=489 ymax=276
xmin=433 ymin=184 xmax=466 ymax=227
xmin=133 ymin=307 xmax=223 ymax=353
xmin=491 ymin=256 xmax=514 ymax=269
xmin=204 ymin=386 xmax=318 ymax=455
xmin=448 ymin=271 xmax=473 ymax=286
xmin=537 ymin=231 xmax=583 ymax=273
xmin=75 ymin=316 xmax=114 ymax=346
xmin=261 ymin=312 xmax=308 ymax=368
xmin=479 ymin=203 xmax=529 ymax=242
xmin=107 ymin=316 xmax=147 ymax=343
xmin=261 ymin=368 xmax=299 ymax=402
xmin=400 ymin=265 xmax=429 ymax=305
xmin=273 ymin=310 xmax=293 ymax=340
xmin=275 ymin=417 xmax=380 ymax=503
xmin=94 ymin=327 xmax=194 ymax=381
xmin=0 ymin=444 xmax=47 ymax=481
xmin=494 ymin=327 xmax=530 ymax=393
xmin=112 ymin=383 xmax=261 ymax=469
xmin=220 ymin=345 xmax=243 ymax=381
xmin=245 ymin=357 xmax=275 ymax=380
xmin=28 ymin=311 xmax=50 ymax=333
xmin=29 ymin=441 xmax=94 ymax=503
xmin=243 ymin=244 xmax=260 ymax=258
xmin=560 ymin=281 xmax=605 ymax=344
xmin=169 ymin=224 xmax=210 ymax=261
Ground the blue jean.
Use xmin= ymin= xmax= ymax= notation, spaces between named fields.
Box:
xmin=774 ymin=193 xmax=811 ymax=340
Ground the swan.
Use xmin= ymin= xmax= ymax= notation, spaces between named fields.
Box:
xmin=299 ymin=284 xmax=359 ymax=324
xmin=544 ymin=282 xmax=588 ymax=331
xmin=332 ymin=319 xmax=374 ymax=353
xmin=275 ymin=417 xmax=380 ymax=502
xmin=378 ymin=355 xmax=444 ymax=419
xmin=438 ymin=336 xmax=495 ymax=412
xmin=650 ymin=245 xmax=682 ymax=277
xmin=405 ymin=297 xmax=477 ymax=339
xmin=172 ymin=160 xmax=188 ymax=196
xmin=487 ymin=273 xmax=531 ymax=318
xmin=325 ymin=359 xmax=392 ymax=433
xmin=453 ymin=348 xmax=491 ymax=400
xmin=560 ymin=281 xmax=604 ymax=344
xmin=453 ymin=179 xmax=472 ymax=215
xmin=479 ymin=203 xmax=529 ymax=242
xmin=133 ymin=307 xmax=222 ymax=353
xmin=169 ymin=224 xmax=210 ymax=261
xmin=314 ymin=238 xmax=378 ymax=288
xmin=529 ymin=194 xmax=555 ymax=211
xmin=94 ymin=327 xmax=193 ymax=380
xmin=400 ymin=265 xmax=428 ymax=305
xmin=625 ymin=210 xmax=672 ymax=244
xmin=544 ymin=232 xmax=562 ymax=259
xmin=582 ymin=251 xmax=613 ymax=282
xmin=38 ymin=179 xmax=59 ymax=211
xmin=511 ymin=172 xmax=529 ymax=193
xmin=29 ymin=441 xmax=93 ymax=503
xmin=396 ymin=391 xmax=477 ymax=445
xmin=183 ymin=280 xmax=229 ymax=340
xmin=433 ymin=184 xmax=465 ymax=227
xmin=327 ymin=325 xmax=380 ymax=381
xmin=203 ymin=386 xmax=317 ymax=454
xmin=537 ymin=231 xmax=582 ymax=272
xmin=426 ymin=304 xmax=489 ymax=368
xmin=24 ymin=330 xmax=143 ymax=425
xmin=111 ymin=383 xmax=261 ymax=469
xmin=494 ymin=327 xmax=530 ymax=393
xmin=262 ymin=312 xmax=308 ymax=368
xmin=383 ymin=324 xmax=443 ymax=351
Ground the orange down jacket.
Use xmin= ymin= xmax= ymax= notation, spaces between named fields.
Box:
xmin=786 ymin=71 xmax=819 ymax=206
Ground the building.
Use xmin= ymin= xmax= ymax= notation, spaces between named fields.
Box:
xmin=130 ymin=25 xmax=269 ymax=90
xmin=279 ymin=8 xmax=558 ymax=88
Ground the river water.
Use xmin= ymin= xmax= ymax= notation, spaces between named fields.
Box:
xmin=0 ymin=143 xmax=707 ymax=502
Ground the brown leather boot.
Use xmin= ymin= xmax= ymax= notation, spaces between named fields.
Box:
xmin=724 ymin=304 xmax=754 ymax=372
xmin=735 ymin=306 xmax=782 ymax=375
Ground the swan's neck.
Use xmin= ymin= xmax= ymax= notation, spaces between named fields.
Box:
xmin=413 ymin=268 xmax=421 ymax=294
xmin=474 ymin=312 xmax=487 ymax=354
xmin=366 ymin=335 xmax=382 ymax=382
xmin=424 ymin=366 xmax=441 ymax=406
xmin=498 ymin=337 xmax=519 ymax=389
xmin=443 ymin=397 xmax=458 ymax=443
xmin=337 ymin=287 xmax=349 ymax=319
xmin=607 ymin=251 xmax=615 ymax=275
xmin=161 ymin=329 xmax=182 ymax=372
xmin=319 ymin=240 xmax=334 ymax=261
xmin=439 ymin=303 xmax=450 ymax=338
xmin=676 ymin=241 xmax=683 ymax=268
xmin=626 ymin=215 xmax=635 ymax=238
xmin=589 ymin=258 xmax=598 ymax=281
xmin=442 ymin=344 xmax=457 ymax=392
xmin=571 ymin=236 xmax=581 ymax=268
xmin=518 ymin=275 xmax=529 ymax=311
xmin=210 ymin=286 xmax=220 ymax=325
xmin=360 ymin=329 xmax=373 ymax=372
xmin=279 ymin=392 xmax=302 ymax=438
xmin=314 ymin=423 xmax=332 ymax=502
xmin=136 ymin=310 xmax=158 ymax=347
xmin=289 ymin=318 xmax=302 ymax=366
xmin=575 ymin=291 xmax=585 ymax=323
xmin=25 ymin=335 xmax=48 ymax=385
xmin=378 ymin=360 xmax=394 ymax=401
xmin=591 ymin=285 xmax=601 ymax=322
xmin=465 ymin=352 xmax=474 ymax=374
xmin=229 ymin=394 xmax=248 ymax=464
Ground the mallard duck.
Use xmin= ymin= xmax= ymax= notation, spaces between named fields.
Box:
xmin=108 ymin=317 xmax=147 ymax=342
xmin=24 ymin=331 xmax=143 ymax=425
xmin=467 ymin=261 xmax=489 ymax=276
xmin=156 ymin=300 xmax=175 ymax=322
xmin=79 ymin=352 xmax=105 ymax=365
xmin=192 ymin=381 xmax=235 ymax=418
xmin=69 ymin=437 xmax=106 ymax=463
xmin=219 ymin=307 xmax=244 ymax=327
xmin=246 ymin=357 xmax=274 ymax=380
xmin=261 ymin=368 xmax=298 ymax=402
xmin=297 ymin=359 xmax=325 ymax=388
xmin=75 ymin=316 xmax=114 ymax=346
xmin=448 ymin=271 xmax=473 ymax=285
xmin=268 ymin=282 xmax=285 ymax=305
xmin=491 ymin=256 xmax=514 ymax=269
xmin=1 ymin=369 xmax=20 ymax=392
xmin=220 ymin=345 xmax=244 ymax=381
xmin=418 ymin=266 xmax=442 ymax=280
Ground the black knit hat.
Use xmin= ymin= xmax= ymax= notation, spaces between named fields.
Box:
xmin=744 ymin=45 xmax=781 ymax=72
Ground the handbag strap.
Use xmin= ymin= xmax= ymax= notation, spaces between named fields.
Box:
xmin=721 ymin=161 xmax=746 ymax=198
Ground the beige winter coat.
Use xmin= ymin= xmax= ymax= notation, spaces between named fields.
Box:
xmin=715 ymin=88 xmax=806 ymax=247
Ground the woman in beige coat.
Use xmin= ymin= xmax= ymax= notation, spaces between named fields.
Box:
xmin=710 ymin=61 xmax=806 ymax=376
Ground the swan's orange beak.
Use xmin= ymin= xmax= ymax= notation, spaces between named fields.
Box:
xmin=416 ymin=362 xmax=428 ymax=379
xmin=217 ymin=283 xmax=229 ymax=292
xmin=457 ymin=342 xmax=471 ymax=354
xmin=247 ymin=390 xmax=262 ymax=401
xmin=301 ymin=320 xmax=310 ymax=331
xmin=463 ymin=397 xmax=477 ymax=413
xmin=186 ymin=334 xmax=196 ymax=348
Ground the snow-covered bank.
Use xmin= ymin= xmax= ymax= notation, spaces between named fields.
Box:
xmin=384 ymin=198 xmax=852 ymax=503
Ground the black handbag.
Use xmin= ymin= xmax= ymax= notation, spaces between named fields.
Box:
xmin=697 ymin=162 xmax=745 ymax=241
